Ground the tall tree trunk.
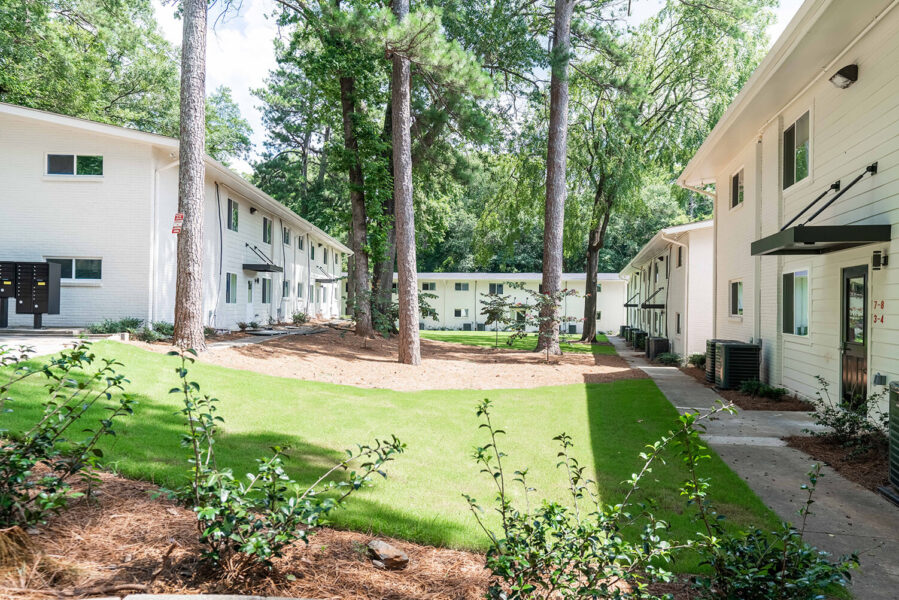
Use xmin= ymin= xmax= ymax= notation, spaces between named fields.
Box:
xmin=392 ymin=0 xmax=421 ymax=365
xmin=173 ymin=0 xmax=207 ymax=352
xmin=537 ymin=0 xmax=574 ymax=356
xmin=373 ymin=95 xmax=396 ymax=314
xmin=581 ymin=194 xmax=611 ymax=343
xmin=339 ymin=76 xmax=373 ymax=337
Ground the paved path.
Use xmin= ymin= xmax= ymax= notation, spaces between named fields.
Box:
xmin=610 ymin=336 xmax=899 ymax=599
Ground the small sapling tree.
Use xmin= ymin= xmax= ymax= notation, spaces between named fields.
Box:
xmin=480 ymin=292 xmax=512 ymax=348
xmin=506 ymin=282 xmax=579 ymax=362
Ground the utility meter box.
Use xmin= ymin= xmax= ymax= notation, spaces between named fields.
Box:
xmin=15 ymin=262 xmax=61 ymax=316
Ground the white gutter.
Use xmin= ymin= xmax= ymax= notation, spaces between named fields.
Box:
xmin=149 ymin=158 xmax=179 ymax=324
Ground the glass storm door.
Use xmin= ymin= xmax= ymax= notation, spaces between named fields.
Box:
xmin=841 ymin=265 xmax=868 ymax=407
xmin=246 ymin=280 xmax=255 ymax=322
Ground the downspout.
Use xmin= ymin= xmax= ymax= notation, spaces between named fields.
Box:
xmin=150 ymin=158 xmax=179 ymax=324
xmin=660 ymin=232 xmax=688 ymax=357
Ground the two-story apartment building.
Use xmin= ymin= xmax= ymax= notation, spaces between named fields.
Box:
xmin=620 ymin=220 xmax=714 ymax=358
xmin=679 ymin=0 xmax=898 ymax=408
xmin=0 ymin=103 xmax=350 ymax=330
xmin=386 ymin=272 xmax=627 ymax=333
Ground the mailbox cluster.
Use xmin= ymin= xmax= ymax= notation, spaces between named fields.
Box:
xmin=0 ymin=261 xmax=61 ymax=329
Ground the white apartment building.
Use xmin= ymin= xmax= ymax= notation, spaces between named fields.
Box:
xmin=678 ymin=0 xmax=898 ymax=408
xmin=0 ymin=103 xmax=350 ymax=330
xmin=619 ymin=220 xmax=714 ymax=358
xmin=388 ymin=272 xmax=627 ymax=334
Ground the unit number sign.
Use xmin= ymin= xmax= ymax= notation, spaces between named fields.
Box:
xmin=873 ymin=299 xmax=885 ymax=325
xmin=172 ymin=212 xmax=184 ymax=234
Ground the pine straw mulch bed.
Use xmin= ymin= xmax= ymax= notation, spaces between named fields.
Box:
xmin=783 ymin=435 xmax=889 ymax=493
xmin=0 ymin=472 xmax=700 ymax=600
xmin=679 ymin=367 xmax=814 ymax=412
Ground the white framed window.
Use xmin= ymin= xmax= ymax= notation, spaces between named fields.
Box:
xmin=227 ymin=199 xmax=239 ymax=232
xmin=225 ymin=273 xmax=237 ymax=304
xmin=596 ymin=310 xmax=602 ymax=320
xmin=422 ymin=281 xmax=436 ymax=291
xmin=455 ymin=282 xmax=469 ymax=291
xmin=262 ymin=217 xmax=273 ymax=244
xmin=454 ymin=308 xmax=469 ymax=317
xmin=46 ymin=154 xmax=103 ymax=177
xmin=261 ymin=278 xmax=272 ymax=304
xmin=247 ymin=280 xmax=253 ymax=303
xmin=729 ymin=280 xmax=744 ymax=317
xmin=783 ymin=111 xmax=810 ymax=190
xmin=731 ymin=168 xmax=744 ymax=208
xmin=298 ymin=236 xmax=304 ymax=251
xmin=45 ymin=257 xmax=102 ymax=281
xmin=282 ymin=279 xmax=291 ymax=298
xmin=489 ymin=283 xmax=504 ymax=295
xmin=310 ymin=245 xmax=315 ymax=261
xmin=297 ymin=282 xmax=303 ymax=298
xmin=676 ymin=312 xmax=681 ymax=334
xmin=783 ymin=269 xmax=809 ymax=336
xmin=677 ymin=246 xmax=684 ymax=268
xmin=283 ymin=227 xmax=291 ymax=245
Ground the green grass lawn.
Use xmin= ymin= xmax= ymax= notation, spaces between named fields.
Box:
xmin=2 ymin=341 xmax=776 ymax=569
xmin=420 ymin=329 xmax=617 ymax=355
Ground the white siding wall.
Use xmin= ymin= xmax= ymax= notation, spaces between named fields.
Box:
xmin=685 ymin=227 xmax=715 ymax=356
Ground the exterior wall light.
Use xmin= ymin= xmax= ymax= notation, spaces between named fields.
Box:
xmin=829 ymin=64 xmax=859 ymax=89
xmin=249 ymin=207 xmax=257 ymax=214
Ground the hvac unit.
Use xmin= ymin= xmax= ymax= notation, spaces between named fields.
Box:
xmin=462 ymin=323 xmax=472 ymax=331
xmin=714 ymin=342 xmax=760 ymax=390
xmin=568 ymin=323 xmax=577 ymax=335
xmin=619 ymin=325 xmax=628 ymax=338
xmin=633 ymin=330 xmax=648 ymax=351
xmin=646 ymin=337 xmax=670 ymax=361
xmin=626 ymin=328 xmax=639 ymax=344
xmin=705 ymin=338 xmax=739 ymax=383
xmin=476 ymin=322 xmax=486 ymax=331
xmin=880 ymin=382 xmax=899 ymax=506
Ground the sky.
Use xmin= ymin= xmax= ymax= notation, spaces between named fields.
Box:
xmin=151 ymin=0 xmax=806 ymax=174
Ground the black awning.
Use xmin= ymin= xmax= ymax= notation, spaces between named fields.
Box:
xmin=242 ymin=263 xmax=284 ymax=273
xmin=641 ymin=303 xmax=666 ymax=309
xmin=751 ymin=225 xmax=891 ymax=256
xmin=623 ymin=290 xmax=640 ymax=308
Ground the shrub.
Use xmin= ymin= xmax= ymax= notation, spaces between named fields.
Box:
xmin=0 ymin=342 xmax=136 ymax=527
xmin=151 ymin=321 xmax=175 ymax=337
xmin=236 ymin=321 xmax=248 ymax=331
xmin=87 ymin=317 xmax=143 ymax=334
xmin=133 ymin=327 xmax=163 ymax=342
xmin=203 ymin=326 xmax=215 ymax=338
xmin=806 ymin=376 xmax=886 ymax=455
xmin=739 ymin=379 xmax=788 ymax=400
xmin=689 ymin=353 xmax=706 ymax=368
xmin=167 ymin=350 xmax=404 ymax=572
xmin=248 ymin=321 xmax=260 ymax=330
xmin=291 ymin=311 xmax=309 ymax=325
xmin=656 ymin=352 xmax=682 ymax=366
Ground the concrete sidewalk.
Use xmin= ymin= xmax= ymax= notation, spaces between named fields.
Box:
xmin=610 ymin=336 xmax=899 ymax=599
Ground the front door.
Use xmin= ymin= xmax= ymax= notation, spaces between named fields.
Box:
xmin=246 ymin=280 xmax=255 ymax=322
xmin=841 ymin=265 xmax=868 ymax=407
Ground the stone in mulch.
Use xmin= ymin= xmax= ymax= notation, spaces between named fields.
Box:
xmin=367 ymin=540 xmax=410 ymax=570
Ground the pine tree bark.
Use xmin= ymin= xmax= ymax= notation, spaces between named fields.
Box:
xmin=581 ymin=198 xmax=611 ymax=343
xmin=173 ymin=0 xmax=207 ymax=352
xmin=537 ymin=0 xmax=574 ymax=356
xmin=339 ymin=76 xmax=373 ymax=337
xmin=392 ymin=0 xmax=421 ymax=365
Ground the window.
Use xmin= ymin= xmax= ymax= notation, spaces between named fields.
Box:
xmin=731 ymin=169 xmax=744 ymax=208
xmin=46 ymin=258 xmax=102 ymax=281
xmin=227 ymin=199 xmax=239 ymax=232
xmin=247 ymin=280 xmax=253 ymax=302
xmin=283 ymin=279 xmax=291 ymax=298
xmin=310 ymin=245 xmax=315 ymax=261
xmin=334 ymin=252 xmax=340 ymax=265
xmin=298 ymin=236 xmax=304 ymax=250
xmin=676 ymin=313 xmax=681 ymax=334
xmin=783 ymin=269 xmax=809 ymax=335
xmin=262 ymin=279 xmax=272 ymax=304
xmin=783 ymin=111 xmax=810 ymax=189
xmin=283 ymin=227 xmax=290 ymax=245
xmin=653 ymin=263 xmax=659 ymax=284
xmin=596 ymin=311 xmax=602 ymax=321
xmin=729 ymin=280 xmax=744 ymax=317
xmin=47 ymin=154 xmax=103 ymax=176
xmin=324 ymin=248 xmax=329 ymax=264
xmin=225 ymin=273 xmax=237 ymax=304
xmin=392 ymin=282 xmax=397 ymax=291
xmin=454 ymin=308 xmax=469 ymax=317
xmin=422 ymin=281 xmax=436 ymax=291
xmin=262 ymin=217 xmax=273 ymax=244
xmin=489 ymin=283 xmax=504 ymax=295
xmin=677 ymin=246 xmax=683 ymax=268
xmin=455 ymin=282 xmax=469 ymax=291
xmin=297 ymin=282 xmax=303 ymax=298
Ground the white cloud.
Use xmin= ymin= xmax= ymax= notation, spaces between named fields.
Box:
xmin=152 ymin=0 xmax=283 ymax=173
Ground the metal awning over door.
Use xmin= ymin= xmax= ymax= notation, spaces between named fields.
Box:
xmin=751 ymin=225 xmax=891 ymax=256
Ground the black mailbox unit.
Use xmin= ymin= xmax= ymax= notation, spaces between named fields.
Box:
xmin=0 ymin=262 xmax=15 ymax=328
xmin=14 ymin=262 xmax=61 ymax=328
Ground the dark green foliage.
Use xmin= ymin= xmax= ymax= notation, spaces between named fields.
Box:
xmin=291 ymin=312 xmax=309 ymax=325
xmin=656 ymin=352 xmax=682 ymax=366
xmin=479 ymin=292 xmax=511 ymax=347
xmin=503 ymin=283 xmax=579 ymax=362
xmin=806 ymin=376 xmax=887 ymax=456
xmin=88 ymin=317 xmax=143 ymax=334
xmin=0 ymin=342 xmax=135 ymax=526
xmin=739 ymin=380 xmax=788 ymax=400
xmin=165 ymin=350 xmax=404 ymax=571
xmin=689 ymin=353 xmax=707 ymax=368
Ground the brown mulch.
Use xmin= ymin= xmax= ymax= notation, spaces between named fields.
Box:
xmin=0 ymin=472 xmax=701 ymax=600
xmin=679 ymin=367 xmax=813 ymax=412
xmin=134 ymin=326 xmax=645 ymax=391
xmin=784 ymin=435 xmax=889 ymax=492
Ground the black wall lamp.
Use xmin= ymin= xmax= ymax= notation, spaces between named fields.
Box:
xmin=873 ymin=250 xmax=889 ymax=270
xmin=829 ymin=64 xmax=859 ymax=89
xmin=249 ymin=207 xmax=257 ymax=214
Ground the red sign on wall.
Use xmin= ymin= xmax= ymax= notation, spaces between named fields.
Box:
xmin=172 ymin=212 xmax=184 ymax=234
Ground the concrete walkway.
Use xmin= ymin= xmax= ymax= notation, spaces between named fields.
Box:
xmin=611 ymin=336 xmax=898 ymax=599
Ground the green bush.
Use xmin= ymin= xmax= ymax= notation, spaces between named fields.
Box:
xmin=656 ymin=352 xmax=682 ymax=365
xmin=739 ymin=379 xmax=788 ymax=400
xmin=151 ymin=321 xmax=174 ymax=337
xmin=237 ymin=321 xmax=248 ymax=331
xmin=203 ymin=326 xmax=215 ymax=338
xmin=0 ymin=342 xmax=135 ymax=526
xmin=87 ymin=317 xmax=143 ymax=334
xmin=248 ymin=321 xmax=260 ymax=330
xmin=689 ymin=353 xmax=706 ymax=368
xmin=806 ymin=376 xmax=887 ymax=456
xmin=165 ymin=351 xmax=404 ymax=572
xmin=291 ymin=311 xmax=309 ymax=325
